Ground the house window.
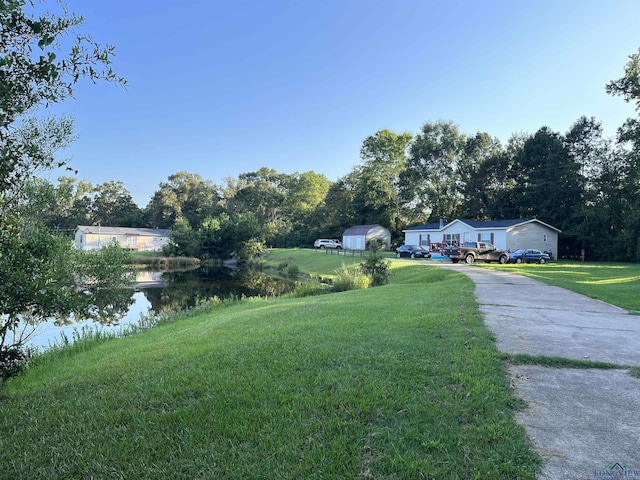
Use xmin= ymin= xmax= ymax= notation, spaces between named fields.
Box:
xmin=479 ymin=232 xmax=492 ymax=242
xmin=444 ymin=234 xmax=459 ymax=244
xmin=543 ymin=234 xmax=548 ymax=242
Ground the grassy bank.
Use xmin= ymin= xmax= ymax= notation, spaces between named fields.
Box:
xmin=0 ymin=249 xmax=539 ymax=479
xmin=481 ymin=261 xmax=640 ymax=312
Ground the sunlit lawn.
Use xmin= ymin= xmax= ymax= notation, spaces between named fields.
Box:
xmin=265 ymin=247 xmax=395 ymax=279
xmin=0 ymin=249 xmax=540 ymax=479
xmin=480 ymin=261 xmax=640 ymax=312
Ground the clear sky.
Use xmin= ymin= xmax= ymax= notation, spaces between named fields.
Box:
xmin=43 ymin=0 xmax=640 ymax=207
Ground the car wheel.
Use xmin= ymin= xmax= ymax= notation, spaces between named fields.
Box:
xmin=336 ymin=246 xmax=342 ymax=250
xmin=498 ymin=255 xmax=507 ymax=264
xmin=320 ymin=245 xmax=325 ymax=249
xmin=515 ymin=258 xmax=522 ymax=264
xmin=464 ymin=254 xmax=475 ymax=264
xmin=539 ymin=258 xmax=546 ymax=264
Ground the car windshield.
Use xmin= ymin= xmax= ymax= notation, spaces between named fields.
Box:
xmin=512 ymin=249 xmax=526 ymax=254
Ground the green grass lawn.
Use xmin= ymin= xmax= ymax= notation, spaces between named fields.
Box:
xmin=0 ymin=249 xmax=539 ymax=479
xmin=480 ymin=261 xmax=640 ymax=312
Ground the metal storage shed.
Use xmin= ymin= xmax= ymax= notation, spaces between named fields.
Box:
xmin=342 ymin=224 xmax=391 ymax=251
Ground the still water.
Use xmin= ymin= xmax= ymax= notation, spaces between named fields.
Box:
xmin=27 ymin=266 xmax=296 ymax=349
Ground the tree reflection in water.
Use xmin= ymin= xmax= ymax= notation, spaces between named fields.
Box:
xmin=26 ymin=266 xmax=296 ymax=349
xmin=140 ymin=265 xmax=296 ymax=314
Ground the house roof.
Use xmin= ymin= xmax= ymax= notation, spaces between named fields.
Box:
xmin=343 ymin=224 xmax=388 ymax=236
xmin=404 ymin=218 xmax=561 ymax=233
xmin=405 ymin=222 xmax=441 ymax=231
xmin=76 ymin=225 xmax=171 ymax=237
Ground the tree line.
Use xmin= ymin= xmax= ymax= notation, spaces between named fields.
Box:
xmin=29 ymin=51 xmax=640 ymax=262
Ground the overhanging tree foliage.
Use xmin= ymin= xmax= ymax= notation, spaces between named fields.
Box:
xmin=0 ymin=0 xmax=129 ymax=377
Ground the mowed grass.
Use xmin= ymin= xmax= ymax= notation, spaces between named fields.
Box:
xmin=266 ymin=247 xmax=395 ymax=280
xmin=480 ymin=261 xmax=640 ymax=312
xmin=0 ymin=249 xmax=539 ymax=479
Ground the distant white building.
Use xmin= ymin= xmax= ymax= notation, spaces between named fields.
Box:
xmin=403 ymin=219 xmax=560 ymax=258
xmin=342 ymin=224 xmax=391 ymax=251
xmin=74 ymin=225 xmax=171 ymax=252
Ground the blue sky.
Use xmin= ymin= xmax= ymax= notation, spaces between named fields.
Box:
xmin=44 ymin=0 xmax=640 ymax=207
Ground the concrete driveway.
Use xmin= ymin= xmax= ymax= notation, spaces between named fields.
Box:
xmin=433 ymin=263 xmax=640 ymax=479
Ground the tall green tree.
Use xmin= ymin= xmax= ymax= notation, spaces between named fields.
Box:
xmin=279 ymin=171 xmax=331 ymax=247
xmin=313 ymin=172 xmax=359 ymax=239
xmin=164 ymin=218 xmax=200 ymax=258
xmin=511 ymin=127 xmax=583 ymax=230
xmin=90 ymin=181 xmax=143 ymax=227
xmin=562 ymin=117 xmax=620 ymax=258
xmin=356 ymin=129 xmax=412 ymax=238
xmin=457 ymin=132 xmax=504 ymax=220
xmin=0 ymin=0 xmax=129 ymax=376
xmin=232 ymin=168 xmax=286 ymax=245
xmin=400 ymin=121 xmax=466 ymax=223
xmin=145 ymin=172 xmax=221 ymax=229
xmin=606 ymin=47 xmax=640 ymax=261
xmin=194 ymin=212 xmax=261 ymax=260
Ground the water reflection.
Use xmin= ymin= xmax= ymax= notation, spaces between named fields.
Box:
xmin=27 ymin=266 xmax=295 ymax=349
xmin=140 ymin=265 xmax=296 ymax=313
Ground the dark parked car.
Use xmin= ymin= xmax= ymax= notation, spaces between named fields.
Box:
xmin=508 ymin=248 xmax=550 ymax=264
xmin=396 ymin=245 xmax=431 ymax=259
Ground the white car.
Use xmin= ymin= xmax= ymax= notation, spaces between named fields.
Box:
xmin=314 ymin=239 xmax=343 ymax=249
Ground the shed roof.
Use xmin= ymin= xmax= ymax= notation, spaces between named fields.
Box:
xmin=343 ymin=224 xmax=387 ymax=236
xmin=76 ymin=225 xmax=171 ymax=237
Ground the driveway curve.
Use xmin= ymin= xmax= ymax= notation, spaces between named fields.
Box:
xmin=431 ymin=263 xmax=640 ymax=479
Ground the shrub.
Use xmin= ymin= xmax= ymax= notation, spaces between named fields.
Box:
xmin=289 ymin=282 xmax=326 ymax=298
xmin=332 ymin=263 xmax=371 ymax=292
xmin=0 ymin=345 xmax=27 ymax=380
xmin=360 ymin=241 xmax=392 ymax=286
xmin=286 ymin=264 xmax=300 ymax=275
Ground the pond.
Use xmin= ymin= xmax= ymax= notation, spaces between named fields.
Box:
xmin=25 ymin=265 xmax=297 ymax=350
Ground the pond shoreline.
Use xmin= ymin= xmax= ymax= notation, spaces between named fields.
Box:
xmin=24 ymin=263 xmax=297 ymax=351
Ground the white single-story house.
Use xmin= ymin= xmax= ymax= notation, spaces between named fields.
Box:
xmin=403 ymin=219 xmax=561 ymax=258
xmin=74 ymin=225 xmax=171 ymax=252
xmin=343 ymin=224 xmax=391 ymax=251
